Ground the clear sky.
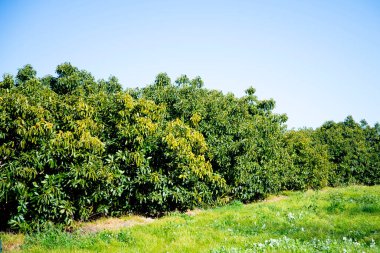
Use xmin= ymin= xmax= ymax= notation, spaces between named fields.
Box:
xmin=1 ymin=0 xmax=379 ymax=129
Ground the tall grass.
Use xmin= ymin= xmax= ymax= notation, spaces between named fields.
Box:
xmin=1 ymin=185 xmax=379 ymax=252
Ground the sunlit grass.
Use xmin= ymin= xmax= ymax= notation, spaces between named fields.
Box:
xmin=1 ymin=185 xmax=379 ymax=252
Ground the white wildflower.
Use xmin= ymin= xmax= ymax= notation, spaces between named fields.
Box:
xmin=287 ymin=212 xmax=295 ymax=220
xmin=370 ymin=239 xmax=376 ymax=248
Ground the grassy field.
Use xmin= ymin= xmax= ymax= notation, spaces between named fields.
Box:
xmin=1 ymin=185 xmax=379 ymax=252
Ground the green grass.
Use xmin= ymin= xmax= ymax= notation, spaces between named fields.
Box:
xmin=1 ymin=185 xmax=379 ymax=252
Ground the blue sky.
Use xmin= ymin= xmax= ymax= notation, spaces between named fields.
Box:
xmin=1 ymin=0 xmax=379 ymax=129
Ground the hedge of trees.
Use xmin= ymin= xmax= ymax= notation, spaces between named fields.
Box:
xmin=1 ymin=63 xmax=379 ymax=231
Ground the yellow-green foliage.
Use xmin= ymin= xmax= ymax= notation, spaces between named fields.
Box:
xmin=0 ymin=64 xmax=379 ymax=232
xmin=284 ymin=129 xmax=331 ymax=190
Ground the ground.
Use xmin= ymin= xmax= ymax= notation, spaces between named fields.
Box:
xmin=1 ymin=185 xmax=379 ymax=252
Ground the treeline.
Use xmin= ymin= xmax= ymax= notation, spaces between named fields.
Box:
xmin=0 ymin=63 xmax=379 ymax=231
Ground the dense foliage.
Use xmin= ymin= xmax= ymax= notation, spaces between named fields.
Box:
xmin=283 ymin=129 xmax=330 ymax=190
xmin=137 ymin=76 xmax=289 ymax=202
xmin=315 ymin=117 xmax=380 ymax=186
xmin=1 ymin=64 xmax=379 ymax=231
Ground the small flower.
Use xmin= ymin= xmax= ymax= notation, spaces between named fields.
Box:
xmin=370 ymin=239 xmax=376 ymax=248
xmin=287 ymin=212 xmax=295 ymax=221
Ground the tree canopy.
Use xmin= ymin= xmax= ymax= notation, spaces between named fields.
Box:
xmin=1 ymin=64 xmax=379 ymax=231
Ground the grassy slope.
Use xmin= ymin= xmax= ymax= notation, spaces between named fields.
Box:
xmin=1 ymin=185 xmax=379 ymax=252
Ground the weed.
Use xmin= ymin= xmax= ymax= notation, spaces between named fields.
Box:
xmin=2 ymin=185 xmax=379 ymax=253
xmin=327 ymin=192 xmax=346 ymax=212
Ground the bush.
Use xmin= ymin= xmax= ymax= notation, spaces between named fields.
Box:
xmin=283 ymin=129 xmax=331 ymax=190
xmin=315 ymin=117 xmax=380 ymax=186
xmin=138 ymin=76 xmax=289 ymax=201
xmin=1 ymin=64 xmax=379 ymax=232
xmin=0 ymin=66 xmax=224 ymax=231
